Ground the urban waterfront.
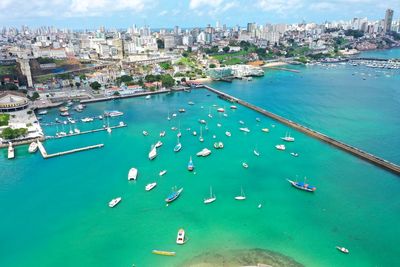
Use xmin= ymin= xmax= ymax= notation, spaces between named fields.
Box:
xmin=1 ymin=50 xmax=400 ymax=267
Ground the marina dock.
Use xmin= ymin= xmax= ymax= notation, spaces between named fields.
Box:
xmin=37 ymin=140 xmax=104 ymax=159
xmin=263 ymin=66 xmax=301 ymax=73
xmin=47 ymin=124 xmax=127 ymax=139
xmin=202 ymin=85 xmax=400 ymax=175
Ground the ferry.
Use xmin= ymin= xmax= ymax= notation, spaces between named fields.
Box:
xmin=148 ymin=145 xmax=157 ymax=160
xmin=176 ymin=229 xmax=185 ymax=244
xmin=28 ymin=142 xmax=38 ymax=153
xmin=275 ymin=144 xmax=286 ymax=150
xmin=159 ymin=170 xmax=167 ymax=176
xmin=196 ymin=148 xmax=211 ymax=157
xmin=165 ymin=187 xmax=183 ymax=203
xmin=104 ymin=110 xmax=124 ymax=117
xmin=108 ymin=197 xmax=122 ymax=208
xmin=336 ymin=246 xmax=349 ymax=254
xmin=128 ymin=168 xmax=138 ymax=180
xmin=287 ymin=178 xmax=316 ymax=192
xmin=187 ymin=156 xmax=194 ymax=171
xmin=145 ymin=182 xmax=157 ymax=191
xmin=152 ymin=250 xmax=176 ymax=256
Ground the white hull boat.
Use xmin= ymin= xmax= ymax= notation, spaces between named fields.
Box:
xmin=128 ymin=168 xmax=138 ymax=180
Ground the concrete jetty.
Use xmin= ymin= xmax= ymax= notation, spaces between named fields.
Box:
xmin=37 ymin=140 xmax=104 ymax=159
xmin=264 ymin=66 xmax=300 ymax=73
xmin=48 ymin=123 xmax=127 ymax=139
xmin=202 ymin=85 xmax=400 ymax=175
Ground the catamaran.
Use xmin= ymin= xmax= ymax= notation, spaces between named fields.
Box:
xmin=128 ymin=168 xmax=138 ymax=180
xmin=235 ymin=187 xmax=246 ymax=200
xmin=287 ymin=177 xmax=316 ymax=192
xmin=165 ymin=187 xmax=183 ymax=203
xmin=187 ymin=156 xmax=194 ymax=171
xmin=149 ymin=145 xmax=157 ymax=160
xmin=28 ymin=142 xmax=38 ymax=153
xmin=281 ymin=132 xmax=295 ymax=142
xmin=174 ymin=136 xmax=182 ymax=152
xmin=145 ymin=182 xmax=157 ymax=191
xmin=204 ymin=187 xmax=216 ymax=204
xmin=108 ymin=197 xmax=122 ymax=208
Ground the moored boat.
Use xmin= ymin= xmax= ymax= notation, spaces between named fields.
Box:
xmin=204 ymin=186 xmax=216 ymax=204
xmin=174 ymin=136 xmax=182 ymax=152
xmin=159 ymin=170 xmax=167 ymax=176
xmin=160 ymin=131 xmax=166 ymax=137
xmin=336 ymin=246 xmax=349 ymax=254
xmin=275 ymin=144 xmax=286 ymax=150
xmin=104 ymin=110 xmax=123 ymax=117
xmin=28 ymin=142 xmax=38 ymax=153
xmin=165 ymin=187 xmax=183 ymax=203
xmin=145 ymin=182 xmax=157 ymax=191
xmin=281 ymin=132 xmax=295 ymax=142
xmin=287 ymin=178 xmax=316 ymax=192
xmin=239 ymin=127 xmax=250 ymax=133
xmin=108 ymin=197 xmax=122 ymax=208
xmin=149 ymin=145 xmax=157 ymax=160
xmin=225 ymin=131 xmax=231 ymax=137
xmin=81 ymin=117 xmax=93 ymax=123
xmin=290 ymin=152 xmax=299 ymax=157
xmin=176 ymin=229 xmax=185 ymax=244
xmin=217 ymin=108 xmax=224 ymax=112
xmin=242 ymin=162 xmax=248 ymax=168
xmin=261 ymin=128 xmax=269 ymax=133
xmin=38 ymin=110 xmax=48 ymax=115
xmin=128 ymin=168 xmax=138 ymax=180
xmin=187 ymin=156 xmax=194 ymax=171
xmin=143 ymin=130 xmax=149 ymax=136
xmin=235 ymin=187 xmax=246 ymax=200
xmin=230 ymin=105 xmax=237 ymax=109
xmin=196 ymin=148 xmax=211 ymax=157
xmin=155 ymin=141 xmax=163 ymax=148
xmin=8 ymin=142 xmax=14 ymax=159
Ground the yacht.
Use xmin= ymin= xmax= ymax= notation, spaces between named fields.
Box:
xmin=176 ymin=229 xmax=185 ymax=245
xmin=8 ymin=142 xmax=14 ymax=159
xmin=196 ymin=148 xmax=211 ymax=157
xmin=28 ymin=142 xmax=38 ymax=153
xmin=187 ymin=156 xmax=194 ymax=171
xmin=108 ymin=197 xmax=122 ymax=208
xmin=239 ymin=127 xmax=250 ymax=133
xmin=148 ymin=145 xmax=157 ymax=160
xmin=128 ymin=168 xmax=138 ymax=180
xmin=230 ymin=105 xmax=237 ymax=109
xmin=159 ymin=170 xmax=167 ymax=176
xmin=225 ymin=131 xmax=231 ymax=137
xmin=165 ymin=187 xmax=183 ymax=203
xmin=104 ymin=110 xmax=124 ymax=117
xmin=275 ymin=144 xmax=286 ymax=150
xmin=204 ymin=187 xmax=216 ymax=204
xmin=145 ymin=182 xmax=157 ymax=191
xmin=235 ymin=187 xmax=246 ymax=200
xmin=281 ymin=132 xmax=295 ymax=142
xmin=155 ymin=141 xmax=163 ymax=148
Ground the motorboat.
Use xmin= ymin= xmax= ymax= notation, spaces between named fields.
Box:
xmin=60 ymin=112 xmax=69 ymax=117
xmin=225 ymin=131 xmax=231 ymax=137
xmin=187 ymin=156 xmax=194 ymax=171
xmin=235 ymin=187 xmax=246 ymax=200
xmin=108 ymin=197 xmax=122 ymax=208
xmin=165 ymin=187 xmax=183 ymax=203
xmin=171 ymin=127 xmax=178 ymax=131
xmin=281 ymin=132 xmax=295 ymax=142
xmin=107 ymin=127 xmax=112 ymax=133
xmin=239 ymin=120 xmax=245 ymax=125
xmin=176 ymin=229 xmax=185 ymax=245
xmin=290 ymin=152 xmax=299 ymax=157
xmin=253 ymin=149 xmax=260 ymax=156
xmin=275 ymin=144 xmax=286 ymax=150
xmin=196 ymin=148 xmax=211 ymax=157
xmin=230 ymin=105 xmax=237 ymax=109
xmin=188 ymin=101 xmax=195 ymax=105
xmin=8 ymin=142 xmax=14 ymax=159
xmin=142 ymin=130 xmax=149 ymax=136
xmin=223 ymin=113 xmax=228 ymax=117
xmin=38 ymin=110 xmax=48 ymax=115
xmin=178 ymin=108 xmax=185 ymax=113
xmin=67 ymin=117 xmax=76 ymax=124
xmin=28 ymin=142 xmax=38 ymax=153
xmin=160 ymin=131 xmax=166 ymax=137
xmin=155 ymin=141 xmax=163 ymax=148
xmin=128 ymin=168 xmax=138 ymax=180
xmin=204 ymin=187 xmax=216 ymax=204
xmin=242 ymin=162 xmax=249 ymax=168
xmin=159 ymin=170 xmax=167 ymax=176
xmin=256 ymin=118 xmax=261 ymax=122
xmin=98 ymin=115 xmax=103 ymax=120
xmin=59 ymin=106 xmax=69 ymax=112
xmin=74 ymin=128 xmax=80 ymax=134
xmin=213 ymin=142 xmax=224 ymax=149
xmin=172 ymin=113 xmax=177 ymax=117
xmin=145 ymin=182 xmax=157 ymax=191
xmin=177 ymin=132 xmax=181 ymax=138
xmin=104 ymin=110 xmax=124 ymax=117
xmin=217 ymin=123 xmax=222 ymax=127
xmin=217 ymin=108 xmax=224 ymax=112
xmin=145 ymin=95 xmax=151 ymax=99
xmin=199 ymin=119 xmax=206 ymax=124
xmin=81 ymin=117 xmax=93 ymax=123
xmin=239 ymin=127 xmax=250 ymax=133
xmin=261 ymin=128 xmax=269 ymax=133
xmin=149 ymin=145 xmax=157 ymax=160
xmin=287 ymin=178 xmax=316 ymax=192
xmin=336 ymin=246 xmax=349 ymax=254
xmin=199 ymin=126 xmax=204 ymax=142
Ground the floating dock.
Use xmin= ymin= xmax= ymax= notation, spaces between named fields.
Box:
xmin=202 ymin=85 xmax=400 ymax=175
xmin=47 ymin=124 xmax=127 ymax=139
xmin=37 ymin=140 xmax=104 ymax=159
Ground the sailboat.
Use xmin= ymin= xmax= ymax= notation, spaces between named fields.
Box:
xmin=235 ymin=187 xmax=246 ymax=200
xmin=287 ymin=177 xmax=316 ymax=192
xmin=204 ymin=187 xmax=216 ymax=204
xmin=174 ymin=136 xmax=182 ymax=152
xmin=208 ymin=107 xmax=213 ymax=118
xmin=106 ymin=116 xmax=112 ymax=133
xmin=177 ymin=121 xmax=181 ymax=138
xmin=167 ymin=111 xmax=171 ymax=121
xmin=199 ymin=126 xmax=204 ymax=142
xmin=281 ymin=132 xmax=295 ymax=142
xmin=187 ymin=156 xmax=194 ymax=171
xmin=253 ymin=145 xmax=260 ymax=156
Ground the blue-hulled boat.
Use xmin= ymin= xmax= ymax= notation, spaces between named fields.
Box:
xmin=165 ymin=187 xmax=183 ymax=203
xmin=287 ymin=178 xmax=316 ymax=192
xmin=187 ymin=156 xmax=194 ymax=171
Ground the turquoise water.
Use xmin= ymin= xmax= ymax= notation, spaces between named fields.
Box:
xmin=356 ymin=48 xmax=400 ymax=59
xmin=1 ymin=51 xmax=400 ymax=267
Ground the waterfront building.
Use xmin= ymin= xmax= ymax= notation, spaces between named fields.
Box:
xmin=0 ymin=91 xmax=29 ymax=112
xmin=384 ymin=9 xmax=394 ymax=33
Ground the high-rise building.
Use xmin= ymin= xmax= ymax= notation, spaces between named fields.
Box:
xmin=384 ymin=9 xmax=394 ymax=32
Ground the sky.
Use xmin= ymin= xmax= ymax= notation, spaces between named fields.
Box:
xmin=0 ymin=0 xmax=399 ymax=29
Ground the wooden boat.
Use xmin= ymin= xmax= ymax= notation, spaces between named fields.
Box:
xmin=152 ymin=250 xmax=176 ymax=256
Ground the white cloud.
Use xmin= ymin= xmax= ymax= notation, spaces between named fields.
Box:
xmin=257 ymin=0 xmax=303 ymax=14
xmin=309 ymin=2 xmax=336 ymax=11
xmin=189 ymin=0 xmax=224 ymax=9
xmin=158 ymin=10 xmax=168 ymax=16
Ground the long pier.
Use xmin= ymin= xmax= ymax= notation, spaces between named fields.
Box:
xmin=47 ymin=124 xmax=127 ymax=139
xmin=37 ymin=140 xmax=104 ymax=159
xmin=202 ymin=85 xmax=400 ymax=175
xmin=264 ymin=66 xmax=301 ymax=73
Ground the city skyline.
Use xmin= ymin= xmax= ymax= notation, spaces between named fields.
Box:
xmin=0 ymin=0 xmax=399 ymax=29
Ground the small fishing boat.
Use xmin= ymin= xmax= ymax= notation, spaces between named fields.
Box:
xmin=235 ymin=187 xmax=246 ymax=200
xmin=28 ymin=142 xmax=38 ymax=153
xmin=108 ymin=197 xmax=122 ymax=208
xmin=225 ymin=131 xmax=231 ymax=137
xmin=187 ymin=156 xmax=194 ymax=171
xmin=152 ymin=250 xmax=176 ymax=256
xmin=155 ymin=141 xmax=163 ymax=148
xmin=204 ymin=186 xmax=216 ymax=204
xmin=336 ymin=246 xmax=349 ymax=254
xmin=149 ymin=145 xmax=157 ymax=160
xmin=159 ymin=170 xmax=167 ymax=176
xmin=242 ymin=162 xmax=249 ymax=168
xmin=165 ymin=187 xmax=183 ymax=203
xmin=290 ymin=152 xmax=299 ymax=157
xmin=128 ymin=168 xmax=138 ymax=180
xmin=142 ymin=130 xmax=149 ymax=136
xmin=281 ymin=132 xmax=295 ymax=142
xmin=176 ymin=229 xmax=185 ymax=244
xmin=261 ymin=128 xmax=269 ymax=132
xmin=287 ymin=178 xmax=316 ymax=192
xmin=160 ymin=131 xmax=166 ymax=137
xmin=275 ymin=144 xmax=286 ymax=150
xmin=239 ymin=127 xmax=250 ymax=133
xmin=145 ymin=182 xmax=157 ymax=191
xmin=196 ymin=148 xmax=211 ymax=157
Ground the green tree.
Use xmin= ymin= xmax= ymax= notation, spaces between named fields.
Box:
xmin=75 ymin=82 xmax=81 ymax=89
xmin=160 ymin=62 xmax=172 ymax=70
xmin=182 ymin=52 xmax=189 ymax=57
xmin=0 ymin=83 xmax=18 ymax=91
xmin=0 ymin=127 xmax=28 ymax=139
xmin=161 ymin=74 xmax=175 ymax=88
xmin=90 ymin=81 xmax=101 ymax=90
xmin=209 ymin=63 xmax=216 ymax=68
xmin=79 ymin=74 xmax=86 ymax=80
xmin=222 ymin=46 xmax=230 ymax=53
xmin=113 ymin=91 xmax=120 ymax=96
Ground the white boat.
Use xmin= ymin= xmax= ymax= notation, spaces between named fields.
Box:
xmin=208 ymin=107 xmax=213 ymax=118
xmin=177 ymin=132 xmax=181 ymax=138
xmin=38 ymin=110 xmax=48 ymax=115
xmin=235 ymin=187 xmax=246 ymax=200
xmin=225 ymin=131 xmax=231 ymax=137
xmin=253 ymin=149 xmax=260 ymax=157
xmin=199 ymin=126 xmax=204 ymax=142
xmin=256 ymin=118 xmax=261 ymax=122
xmin=109 ymin=197 xmax=121 ymax=208
xmin=178 ymin=108 xmax=185 ymax=113
xmin=336 ymin=246 xmax=349 ymax=254
xmin=217 ymin=123 xmax=222 ymax=127
xmin=204 ymin=187 xmax=216 ymax=204
xmin=67 ymin=117 xmax=76 ymax=124
xmin=160 ymin=131 xmax=166 ymax=137
xmin=223 ymin=113 xmax=228 ymax=117
xmin=172 ymin=113 xmax=177 ymax=117
xmin=199 ymin=119 xmax=206 ymax=124
xmin=81 ymin=117 xmax=93 ymax=123
xmin=290 ymin=152 xmax=299 ymax=157
xmin=128 ymin=168 xmax=138 ymax=180
xmin=261 ymin=128 xmax=269 ymax=133
xmin=58 ymin=131 xmax=67 ymax=137
xmin=230 ymin=105 xmax=237 ymax=109
xmin=258 ymin=204 xmax=262 ymax=208
xmin=281 ymin=132 xmax=295 ymax=142
xmin=159 ymin=170 xmax=167 ymax=176
xmin=196 ymin=148 xmax=211 ymax=157
xmin=8 ymin=142 xmax=14 ymax=159
xmin=188 ymin=101 xmax=195 ymax=105
xmin=74 ymin=128 xmax=80 ymax=134
xmin=176 ymin=229 xmax=185 ymax=245
xmin=217 ymin=108 xmax=224 ymax=112
xmin=275 ymin=144 xmax=286 ymax=151
xmin=155 ymin=141 xmax=163 ymax=148
xmin=28 ymin=142 xmax=38 ymax=153
xmin=104 ymin=110 xmax=124 ymax=117
xmin=239 ymin=120 xmax=245 ymax=125
xmin=142 ymin=130 xmax=148 ymax=136
xmin=174 ymin=136 xmax=182 ymax=152
xmin=239 ymin=127 xmax=250 ymax=133
xmin=192 ymin=131 xmax=197 ymax=136
xmin=145 ymin=95 xmax=151 ymax=99
xmin=145 ymin=182 xmax=157 ymax=191
xmin=167 ymin=111 xmax=171 ymax=121
xmin=149 ymin=145 xmax=157 ymax=160
xmin=107 ymin=127 xmax=112 ymax=133
xmin=242 ymin=162 xmax=249 ymax=168
xmin=171 ymin=127 xmax=178 ymax=131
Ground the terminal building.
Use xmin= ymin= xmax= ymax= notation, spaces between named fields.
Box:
xmin=0 ymin=91 xmax=29 ymax=112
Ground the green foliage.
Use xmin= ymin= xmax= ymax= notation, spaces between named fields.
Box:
xmin=75 ymin=82 xmax=81 ymax=88
xmin=116 ymin=75 xmax=133 ymax=85
xmin=204 ymin=46 xmax=219 ymax=54
xmin=161 ymin=74 xmax=175 ymax=88
xmin=209 ymin=63 xmax=216 ymax=68
xmin=79 ymin=74 xmax=87 ymax=80
xmin=28 ymin=92 xmax=40 ymax=101
xmin=55 ymin=73 xmax=72 ymax=80
xmin=0 ymin=114 xmax=10 ymax=126
xmin=145 ymin=74 xmax=161 ymax=83
xmin=222 ymin=46 xmax=230 ymax=53
xmin=344 ymin=29 xmax=364 ymax=38
xmin=160 ymin=62 xmax=172 ymax=70
xmin=182 ymin=52 xmax=189 ymax=57
xmin=90 ymin=81 xmax=101 ymax=90
xmin=37 ymin=57 xmax=56 ymax=64
xmin=0 ymin=83 xmax=18 ymax=91
xmin=113 ymin=91 xmax=120 ymax=96
xmin=295 ymin=56 xmax=308 ymax=64
xmin=0 ymin=65 xmax=17 ymax=75
xmin=0 ymin=127 xmax=27 ymax=139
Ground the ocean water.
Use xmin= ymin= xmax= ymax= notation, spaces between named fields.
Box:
xmin=1 ymin=51 xmax=400 ymax=267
